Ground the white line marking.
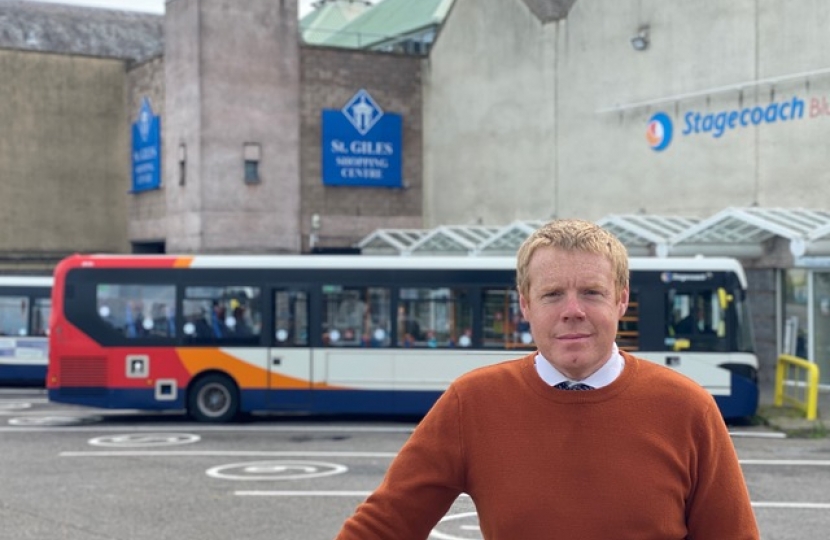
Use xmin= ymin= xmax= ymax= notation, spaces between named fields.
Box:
xmin=60 ymin=450 xmax=397 ymax=458
xmin=1 ymin=424 xmax=414 ymax=433
xmin=740 ymin=460 xmax=830 ymax=466
xmin=729 ymin=431 xmax=786 ymax=439
xmin=753 ymin=502 xmax=830 ymax=509
xmin=237 ymin=490 xmax=373 ymax=497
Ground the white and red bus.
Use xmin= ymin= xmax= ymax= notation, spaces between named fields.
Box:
xmin=0 ymin=276 xmax=52 ymax=386
xmin=47 ymin=254 xmax=759 ymax=422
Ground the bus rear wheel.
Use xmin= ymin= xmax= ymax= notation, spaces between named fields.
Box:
xmin=188 ymin=374 xmax=239 ymax=423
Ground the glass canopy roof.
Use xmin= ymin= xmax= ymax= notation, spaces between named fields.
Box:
xmin=356 ymin=208 xmax=830 ymax=259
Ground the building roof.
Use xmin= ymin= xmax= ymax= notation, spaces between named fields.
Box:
xmin=300 ymin=0 xmax=374 ymax=45
xmin=319 ymin=0 xmax=453 ymax=49
xmin=356 ymin=208 xmax=830 ymax=262
xmin=0 ymin=0 xmax=163 ymax=63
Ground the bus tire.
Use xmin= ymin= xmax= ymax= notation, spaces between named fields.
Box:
xmin=188 ymin=374 xmax=239 ymax=423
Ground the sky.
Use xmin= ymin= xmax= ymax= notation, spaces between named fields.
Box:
xmin=23 ymin=0 xmax=322 ymax=18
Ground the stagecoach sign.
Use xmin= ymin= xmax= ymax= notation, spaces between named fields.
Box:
xmin=321 ymin=89 xmax=403 ymax=188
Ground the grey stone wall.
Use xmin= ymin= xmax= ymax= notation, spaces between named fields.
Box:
xmin=164 ymin=0 xmax=303 ymax=254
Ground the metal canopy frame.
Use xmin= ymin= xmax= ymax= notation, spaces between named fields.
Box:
xmin=408 ymin=225 xmax=501 ymax=256
xmin=668 ymin=207 xmax=830 ymax=258
xmin=355 ymin=208 xmax=830 ymax=259
xmin=597 ymin=215 xmax=700 ymax=256
xmin=356 ymin=229 xmax=430 ymax=255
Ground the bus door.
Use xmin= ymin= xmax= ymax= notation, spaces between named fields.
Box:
xmin=268 ymin=289 xmax=312 ymax=410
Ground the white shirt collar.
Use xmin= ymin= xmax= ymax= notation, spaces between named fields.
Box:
xmin=534 ymin=343 xmax=624 ymax=388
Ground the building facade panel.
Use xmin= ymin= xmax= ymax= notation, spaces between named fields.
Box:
xmin=0 ymin=49 xmax=128 ymax=271
xmin=423 ymin=0 xmax=557 ymax=228
xmin=163 ymin=0 xmax=205 ymax=253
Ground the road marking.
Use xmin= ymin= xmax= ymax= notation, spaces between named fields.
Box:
xmin=730 ymin=430 xmax=786 ymax=439
xmin=741 ymin=459 xmax=830 ymax=466
xmin=89 ymin=433 xmax=200 ymax=447
xmin=209 ymin=460 xmax=347 ymax=480
xmin=237 ymin=490 xmax=372 ymax=497
xmin=753 ymin=502 xmax=830 ymax=509
xmin=1 ymin=424 xmax=414 ymax=433
xmin=60 ymin=450 xmax=397 ymax=458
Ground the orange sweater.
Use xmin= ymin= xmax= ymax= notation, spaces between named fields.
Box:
xmin=336 ymin=351 xmax=759 ymax=539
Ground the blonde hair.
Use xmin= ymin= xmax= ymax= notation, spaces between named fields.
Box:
xmin=516 ymin=219 xmax=629 ymax=299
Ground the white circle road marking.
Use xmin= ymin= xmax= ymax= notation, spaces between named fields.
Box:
xmin=8 ymin=415 xmax=102 ymax=426
xmin=207 ymin=460 xmax=347 ymax=481
xmin=430 ymin=512 xmax=481 ymax=540
xmin=89 ymin=433 xmax=201 ymax=447
xmin=0 ymin=402 xmax=32 ymax=410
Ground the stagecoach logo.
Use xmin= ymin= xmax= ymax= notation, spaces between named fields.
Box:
xmin=661 ymin=272 xmax=712 ymax=282
xmin=342 ymin=89 xmax=384 ymax=135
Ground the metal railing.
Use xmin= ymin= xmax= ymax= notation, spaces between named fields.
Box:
xmin=774 ymin=354 xmax=820 ymax=420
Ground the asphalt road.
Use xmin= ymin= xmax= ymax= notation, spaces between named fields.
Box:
xmin=1 ymin=388 xmax=829 ymax=540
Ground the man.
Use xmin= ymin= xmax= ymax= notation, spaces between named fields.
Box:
xmin=335 ymin=219 xmax=759 ymax=539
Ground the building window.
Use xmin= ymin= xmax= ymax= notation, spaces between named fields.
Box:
xmin=244 ymin=143 xmax=261 ymax=184
xmin=178 ymin=143 xmax=186 ymax=186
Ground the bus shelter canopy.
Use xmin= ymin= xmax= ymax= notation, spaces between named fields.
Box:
xmin=355 ymin=208 xmax=830 ymax=262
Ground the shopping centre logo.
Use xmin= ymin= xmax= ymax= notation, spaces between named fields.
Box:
xmin=646 ymin=112 xmax=673 ymax=151
xmin=342 ymin=89 xmax=384 ymax=135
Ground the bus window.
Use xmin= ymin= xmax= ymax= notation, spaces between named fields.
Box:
xmin=182 ymin=286 xmax=261 ymax=342
xmin=482 ymin=288 xmax=533 ymax=349
xmin=666 ymin=290 xmax=726 ymax=351
xmin=32 ymin=298 xmax=51 ymax=336
xmin=0 ymin=295 xmax=28 ymax=336
xmin=274 ymin=290 xmax=308 ymax=346
xmin=617 ymin=292 xmax=639 ymax=351
xmin=97 ymin=284 xmax=176 ymax=338
xmin=398 ymin=287 xmax=472 ymax=347
xmin=322 ymin=285 xmax=390 ymax=347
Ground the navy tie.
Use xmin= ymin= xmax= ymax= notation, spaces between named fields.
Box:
xmin=554 ymin=381 xmax=594 ymax=391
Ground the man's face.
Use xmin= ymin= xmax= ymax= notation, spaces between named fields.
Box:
xmin=519 ymin=247 xmax=628 ymax=380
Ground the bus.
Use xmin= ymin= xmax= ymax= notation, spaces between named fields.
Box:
xmin=0 ymin=276 xmax=52 ymax=386
xmin=46 ymin=254 xmax=758 ymax=422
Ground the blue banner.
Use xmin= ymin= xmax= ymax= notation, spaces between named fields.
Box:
xmin=131 ymin=98 xmax=161 ymax=192
xmin=321 ymin=89 xmax=402 ymax=188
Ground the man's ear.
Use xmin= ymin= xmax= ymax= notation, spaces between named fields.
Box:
xmin=618 ymin=287 xmax=630 ymax=318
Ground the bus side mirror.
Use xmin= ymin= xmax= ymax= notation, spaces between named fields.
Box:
xmin=717 ymin=287 xmax=733 ymax=309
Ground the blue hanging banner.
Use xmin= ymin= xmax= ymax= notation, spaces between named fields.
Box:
xmin=321 ymin=89 xmax=402 ymax=188
xmin=131 ymin=97 xmax=162 ymax=192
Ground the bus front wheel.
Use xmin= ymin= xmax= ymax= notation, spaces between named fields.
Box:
xmin=188 ymin=374 xmax=239 ymax=423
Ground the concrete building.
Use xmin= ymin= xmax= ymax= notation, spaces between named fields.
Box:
xmin=0 ymin=0 xmax=163 ymax=271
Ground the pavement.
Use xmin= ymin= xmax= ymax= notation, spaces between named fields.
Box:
xmin=754 ymin=378 xmax=829 ymax=437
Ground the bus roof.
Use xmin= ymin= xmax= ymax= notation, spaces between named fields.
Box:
xmin=0 ymin=275 xmax=53 ymax=287
xmin=57 ymin=253 xmax=747 ymax=278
